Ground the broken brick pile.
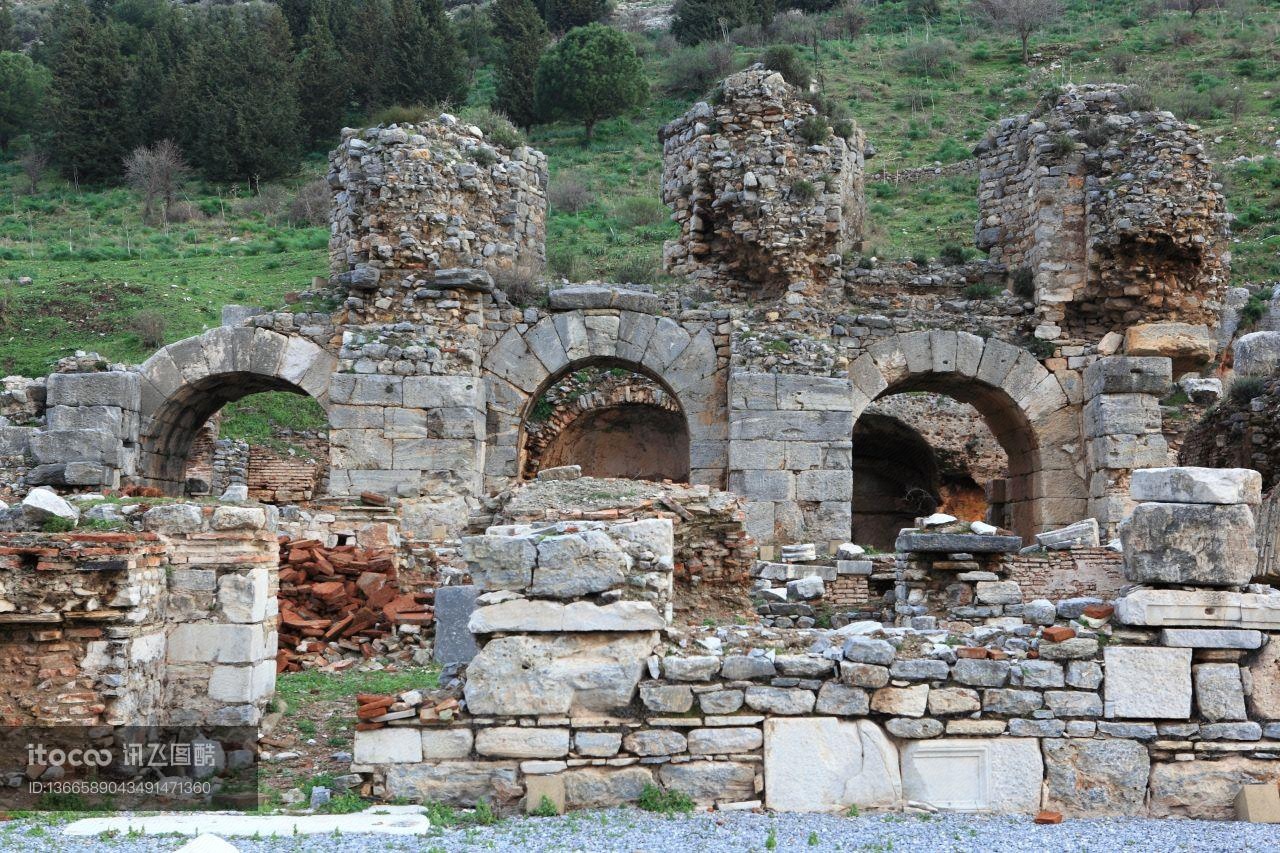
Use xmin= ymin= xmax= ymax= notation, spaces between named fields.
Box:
xmin=354 ymin=684 xmax=463 ymax=731
xmin=276 ymin=535 xmax=432 ymax=673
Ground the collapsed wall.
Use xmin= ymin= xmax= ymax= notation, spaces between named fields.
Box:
xmin=975 ymin=84 xmax=1229 ymax=344
xmin=660 ymin=66 xmax=866 ymax=298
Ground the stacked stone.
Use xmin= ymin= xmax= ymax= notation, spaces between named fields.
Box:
xmin=29 ymin=370 xmax=141 ymax=489
xmin=208 ymin=438 xmax=249 ymax=497
xmin=659 ymin=66 xmax=866 ymax=299
xmin=1181 ymin=375 xmax=1280 ymax=487
xmin=1083 ymin=356 xmax=1174 ymax=535
xmin=892 ymin=525 xmax=1024 ymax=629
xmin=975 ymin=84 xmax=1229 ymax=343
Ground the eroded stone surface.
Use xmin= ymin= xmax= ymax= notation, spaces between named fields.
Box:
xmin=763 ymin=718 xmax=900 ymax=812
xmin=1043 ymin=738 xmax=1150 ymax=817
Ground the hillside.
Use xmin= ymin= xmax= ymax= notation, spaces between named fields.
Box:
xmin=1 ymin=0 xmax=1278 ymax=385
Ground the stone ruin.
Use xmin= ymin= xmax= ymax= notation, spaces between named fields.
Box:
xmin=0 ymin=75 xmax=1279 ymax=821
xmin=975 ymin=84 xmax=1230 ymax=347
xmin=660 ymin=66 xmax=867 ymax=297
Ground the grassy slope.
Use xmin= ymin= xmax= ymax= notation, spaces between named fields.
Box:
xmin=0 ymin=0 xmax=1277 ymax=388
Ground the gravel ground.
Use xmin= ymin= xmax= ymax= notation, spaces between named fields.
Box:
xmin=6 ymin=809 xmax=1280 ymax=852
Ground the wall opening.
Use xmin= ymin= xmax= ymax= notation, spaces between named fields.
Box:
xmin=851 ymin=383 xmax=1027 ymax=549
xmin=140 ymin=373 xmax=329 ymax=498
xmin=520 ymin=363 xmax=690 ymax=482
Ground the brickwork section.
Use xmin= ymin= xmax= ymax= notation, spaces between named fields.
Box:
xmin=1001 ymin=548 xmax=1127 ymax=602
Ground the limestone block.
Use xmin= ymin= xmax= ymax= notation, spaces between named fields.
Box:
xmin=460 ymin=535 xmax=536 ymax=591
xmin=1120 ymin=502 xmax=1256 ymax=586
xmin=1035 ymin=519 xmax=1100 ymax=550
xmin=421 ymin=728 xmax=474 ymax=760
xmin=1103 ymin=646 xmax=1192 ymax=719
xmin=870 ymin=685 xmax=929 ymax=717
xmin=354 ymin=727 xmax=425 ymax=764
xmin=562 ymin=767 xmax=655 ymax=808
xmin=46 ymin=371 xmax=140 ymax=409
xmin=1149 ymin=757 xmax=1280 ymax=820
xmin=774 ymin=655 xmax=835 ymax=678
xmin=1247 ymin=637 xmax=1280 ymax=718
xmin=1194 ymin=663 xmax=1247 ymax=722
xmin=926 ymin=687 xmax=981 ymax=715
xmin=981 ymin=689 xmax=1042 ymax=716
xmin=1083 ymin=356 xmax=1172 ymax=398
xmin=663 ymin=656 xmax=721 ymax=681
xmin=463 ymin=632 xmax=655 ymax=716
xmin=609 ymin=518 xmax=675 ymax=565
xmin=476 ymin=727 xmax=569 ymax=759
xmin=1159 ymin=628 xmax=1263 ymax=649
xmin=47 ymin=405 xmax=126 ymax=437
xmin=657 ymin=761 xmax=755 ymax=805
xmin=21 ymin=488 xmax=80 ymax=524
xmin=952 ymin=659 xmax=1011 ymax=688
xmin=525 ymin=774 xmax=566 ymax=815
xmin=720 ymin=655 xmax=776 ymax=680
xmin=210 ymin=506 xmax=268 ymax=531
xmin=639 ymin=683 xmax=694 ymax=713
xmin=574 ymin=731 xmax=622 ymax=757
xmin=1082 ymin=394 xmax=1161 ymax=437
xmin=842 ymin=637 xmax=895 ymax=665
xmin=329 ymin=373 xmax=403 ymax=405
xmin=744 ymin=686 xmax=816 ymax=715
xmin=468 ymin=600 xmax=665 ymax=633
xmin=900 ymin=738 xmax=1042 ymax=813
xmin=533 ymin=530 xmax=629 ymax=598
xmin=1115 ymin=588 xmax=1280 ymax=630
xmin=1044 ymin=691 xmax=1102 ymax=717
xmin=1086 ymin=433 xmax=1170 ymax=470
xmin=384 ymin=761 xmax=519 ymax=807
xmin=433 ymin=585 xmax=479 ymax=666
xmin=208 ymin=661 xmax=273 ymax=703
xmin=623 ymin=729 xmax=687 ymax=757
xmin=889 ymin=659 xmax=949 ymax=681
xmin=1233 ymin=331 xmax=1280 ymax=378
xmin=763 ymin=718 xmax=901 ymax=812
xmin=1016 ymin=660 xmax=1064 ymax=688
xmin=775 ymin=375 xmax=854 ymax=411
xmin=1042 ymin=738 xmax=1150 ymax=817
xmin=687 ymin=727 xmax=763 ymax=755
xmin=1124 ymin=322 xmax=1215 ymax=372
xmin=700 ymin=689 xmax=745 ymax=714
xmin=975 ymin=581 xmax=1022 ymax=605
xmin=218 ymin=570 xmax=269 ymax=623
xmin=402 ymin=375 xmax=483 ymax=409
xmin=167 ymin=624 xmax=265 ymax=664
xmin=815 ymin=683 xmax=870 ymax=715
xmin=30 ymin=428 xmax=121 ymax=466
xmin=1130 ymin=467 xmax=1262 ymax=506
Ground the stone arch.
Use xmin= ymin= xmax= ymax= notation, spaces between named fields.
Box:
xmin=482 ymin=309 xmax=726 ymax=492
xmin=521 ymin=368 xmax=689 ymax=482
xmin=135 ymin=327 xmax=337 ymax=494
xmin=848 ymin=331 xmax=1084 ymax=539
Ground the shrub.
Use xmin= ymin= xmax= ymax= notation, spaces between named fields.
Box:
xmin=790 ymin=179 xmax=817 ymax=201
xmin=534 ymin=23 xmax=649 ymax=141
xmin=912 ymin=252 xmax=930 ymax=266
xmin=965 ymin=282 xmax=999 ymax=299
xmin=459 ymin=106 xmax=527 ymax=148
xmin=530 ymin=795 xmax=559 ymax=817
xmin=166 ymin=201 xmax=202 ymax=224
xmin=123 ymin=139 xmax=191 ymax=225
xmin=797 ymin=114 xmax=829 ymax=144
xmin=672 ymin=0 xmax=774 ymax=45
xmin=662 ymin=42 xmax=736 ymax=95
xmin=287 ymin=178 xmax=329 ymax=227
xmin=610 ymin=251 xmax=662 ymax=283
xmin=940 ymin=244 xmax=968 ymax=265
xmin=541 ymin=0 xmax=610 ymax=31
xmin=468 ymin=146 xmax=499 ymax=166
xmin=612 ymin=196 xmax=668 ymax=227
xmin=761 ymin=44 xmax=812 ymax=87
xmin=764 ymin=9 xmax=819 ymax=44
xmin=1025 ymin=336 xmax=1056 ymax=358
xmin=548 ymin=246 xmax=586 ymax=279
xmin=1229 ymin=376 xmax=1266 ymax=406
xmin=832 ymin=119 xmax=855 ymax=139
xmin=820 ymin=1 xmax=866 ymax=39
xmin=548 ymin=172 xmax=595 ymax=213
xmin=42 ymin=516 xmax=75 ymax=533
xmin=896 ymin=39 xmax=958 ymax=78
xmin=494 ymin=262 xmax=547 ymax=307
xmin=1011 ymin=266 xmax=1035 ymax=298
xmin=371 ymin=104 xmax=430 ymax=126
xmin=1049 ymin=133 xmax=1076 ymax=157
xmin=637 ymin=784 xmax=695 ymax=815
xmin=1241 ymin=286 xmax=1273 ymax=326
xmin=130 ymin=310 xmax=167 ymax=349
xmin=1105 ymin=48 xmax=1135 ymax=73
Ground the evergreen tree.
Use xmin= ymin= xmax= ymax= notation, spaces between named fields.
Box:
xmin=183 ymin=5 xmax=302 ymax=180
xmin=671 ymin=0 xmax=774 ymax=45
xmin=343 ymin=0 xmax=390 ymax=113
xmin=48 ymin=3 xmax=135 ymax=181
xmin=492 ymin=0 xmax=548 ymax=128
xmin=0 ymin=0 xmax=19 ymax=51
xmin=294 ymin=0 xmax=349 ymax=147
xmin=385 ymin=0 xmax=469 ymax=107
xmin=128 ymin=30 xmax=173 ymax=144
xmin=534 ymin=23 xmax=647 ymax=141
xmin=0 ymin=52 xmax=48 ymax=151
xmin=277 ymin=0 xmax=314 ymax=40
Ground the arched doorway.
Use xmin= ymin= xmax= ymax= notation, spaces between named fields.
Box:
xmin=518 ymin=361 xmax=691 ymax=483
xmin=136 ymin=328 xmax=335 ymax=495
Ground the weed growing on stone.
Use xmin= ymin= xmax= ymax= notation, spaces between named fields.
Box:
xmin=636 ymin=784 xmax=695 ymax=815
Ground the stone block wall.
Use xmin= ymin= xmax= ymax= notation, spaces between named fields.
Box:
xmin=660 ymin=66 xmax=865 ymax=298
xmin=0 ymin=501 xmax=279 ymax=728
xmin=29 ymin=370 xmax=140 ymax=489
xmin=975 ymin=84 xmax=1229 ymax=343
xmin=1181 ymin=375 xmax=1280 ymax=491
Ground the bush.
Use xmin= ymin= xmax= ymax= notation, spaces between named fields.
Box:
xmin=820 ymin=1 xmax=867 ymax=39
xmin=797 ymin=114 xmax=829 ymax=144
xmin=764 ymin=9 xmax=819 ymax=44
xmin=1240 ymin=286 xmax=1273 ymax=326
xmin=965 ymin=282 xmax=999 ymax=299
xmin=493 ymin=262 xmax=546 ymax=307
xmin=610 ymin=251 xmax=661 ymax=283
xmin=1229 ymin=376 xmax=1266 ymax=406
xmin=911 ymin=252 xmax=930 ymax=266
xmin=371 ymin=104 xmax=430 ymax=126
xmin=548 ymin=172 xmax=595 ymax=213
xmin=548 ymin=246 xmax=586 ymax=279
xmin=662 ymin=42 xmax=736 ymax=95
xmin=761 ymin=44 xmax=812 ymax=86
xmin=896 ymin=39 xmax=958 ymax=78
xmin=940 ymin=244 xmax=968 ymax=265
xmin=287 ymin=178 xmax=329 ymax=226
xmin=130 ymin=310 xmax=167 ymax=349
xmin=790 ymin=178 xmax=817 ymax=201
xmin=541 ymin=0 xmax=609 ymax=31
xmin=637 ymin=784 xmax=695 ymax=815
xmin=458 ymin=106 xmax=527 ymax=148
xmin=673 ymin=0 xmax=774 ymax=45
xmin=534 ymin=23 xmax=649 ymax=141
xmin=612 ymin=196 xmax=668 ymax=227
xmin=468 ymin=146 xmax=499 ymax=166
xmin=1105 ymin=48 xmax=1135 ymax=73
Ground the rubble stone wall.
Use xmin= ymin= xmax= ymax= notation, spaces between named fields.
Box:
xmin=975 ymin=84 xmax=1229 ymax=343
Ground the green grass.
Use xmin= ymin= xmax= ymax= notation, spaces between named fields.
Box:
xmin=219 ymin=391 xmax=329 ymax=450
xmin=275 ymin=666 xmax=440 ymax=714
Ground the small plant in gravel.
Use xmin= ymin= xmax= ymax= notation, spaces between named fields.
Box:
xmin=766 ymin=825 xmax=778 ymax=849
xmin=530 ymin=795 xmax=559 ymax=817
xmin=808 ymin=830 xmax=821 ymax=845
xmin=845 ymin=803 xmax=861 ymax=817
xmin=637 ymin=784 xmax=695 ymax=815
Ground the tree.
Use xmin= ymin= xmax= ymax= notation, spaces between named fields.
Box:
xmin=534 ymin=23 xmax=647 ymax=141
xmin=294 ymin=0 xmax=350 ymax=147
xmin=0 ymin=0 xmax=18 ymax=51
xmin=0 ymin=51 xmax=48 ymax=151
xmin=1166 ymin=0 xmax=1221 ymax=15
xmin=671 ymin=0 xmax=774 ymax=45
xmin=19 ymin=149 xmax=48 ymax=194
xmin=340 ymin=0 xmax=391 ymax=113
xmin=971 ymin=0 xmax=1063 ymax=64
xmin=48 ymin=4 xmax=135 ymax=181
xmin=537 ymin=0 xmax=607 ymax=32
xmin=492 ymin=0 xmax=548 ymax=128
xmin=385 ymin=0 xmax=469 ymax=107
xmin=123 ymin=139 xmax=189 ymax=223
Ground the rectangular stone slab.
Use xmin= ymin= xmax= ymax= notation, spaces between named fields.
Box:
xmin=1130 ymin=467 xmax=1262 ymax=506
xmin=895 ymin=532 xmax=1022 ymax=553
xmin=1115 ymin=589 xmax=1280 ymax=630
xmin=1159 ymin=629 xmax=1264 ymax=649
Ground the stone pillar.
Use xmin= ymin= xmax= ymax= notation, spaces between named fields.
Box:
xmin=1082 ymin=357 xmax=1173 ymax=536
xmin=727 ymin=371 xmax=853 ymax=547
xmin=31 ymin=370 xmax=141 ymax=489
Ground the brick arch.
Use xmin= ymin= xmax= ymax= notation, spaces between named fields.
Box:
xmin=481 ymin=310 xmax=726 ymax=492
xmin=849 ymin=331 xmax=1083 ymax=538
xmin=135 ymin=327 xmax=337 ymax=494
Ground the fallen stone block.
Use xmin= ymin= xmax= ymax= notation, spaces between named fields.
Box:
xmin=1130 ymin=467 xmax=1262 ymax=506
xmin=1120 ymin=502 xmax=1256 ymax=587
xmin=1234 ymin=331 xmax=1280 ymax=378
xmin=1115 ymin=588 xmax=1280 ymax=630
xmin=1035 ymin=519 xmax=1100 ymax=550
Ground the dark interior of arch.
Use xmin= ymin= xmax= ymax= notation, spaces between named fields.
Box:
xmin=138 ymin=372 xmax=316 ymax=494
xmin=851 ymin=375 xmax=1038 ymax=547
xmin=520 ymin=361 xmax=691 ymax=483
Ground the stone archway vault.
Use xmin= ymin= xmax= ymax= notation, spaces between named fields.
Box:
xmin=481 ymin=309 xmax=727 ymax=493
xmin=136 ymin=327 xmax=337 ymax=494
